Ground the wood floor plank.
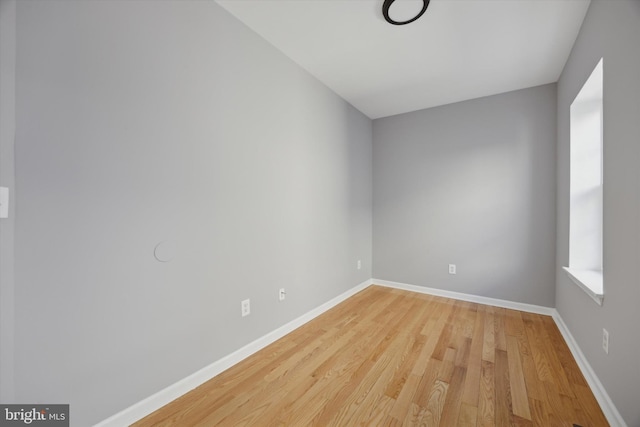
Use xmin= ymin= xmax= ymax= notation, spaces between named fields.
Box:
xmin=544 ymin=319 xmax=589 ymax=388
xmin=494 ymin=308 xmax=508 ymax=351
xmin=432 ymin=320 xmax=455 ymax=361
xmin=412 ymin=358 xmax=441 ymax=408
xmin=521 ymin=352 xmax=545 ymax=401
xmin=437 ymin=347 xmax=457 ymax=383
xmin=477 ymin=360 xmax=495 ymax=427
xmin=482 ymin=306 xmax=496 ymax=364
xmin=363 ymin=394 xmax=397 ymax=426
xmin=385 ymin=299 xmax=435 ymax=400
xmin=532 ymin=315 xmax=575 ymax=398
xmin=133 ymin=285 xmax=609 ymax=427
xmin=462 ymin=307 xmax=485 ymax=407
xmin=529 ymin=397 xmax=550 ymax=427
xmin=460 ymin=302 xmax=478 ymax=338
xmin=523 ymin=314 xmax=555 ymax=384
xmin=559 ymin=394 xmax=579 ymax=425
xmin=507 ymin=335 xmax=532 ymax=420
xmin=458 ymin=401 xmax=478 ymax=427
xmin=438 ymin=365 xmax=466 ymax=426
xmin=413 ymin=302 xmax=452 ymax=376
xmin=388 ymin=373 xmax=422 ymax=421
xmin=403 ymin=402 xmax=424 ymax=427
xmin=424 ymin=378 xmax=449 ymax=426
xmin=573 ymin=383 xmax=610 ymax=427
xmin=543 ymin=380 xmax=569 ymax=423
xmin=510 ymin=310 xmax=532 ymax=357
xmin=455 ymin=336 xmax=472 ymax=368
xmin=494 ymin=349 xmax=512 ymax=427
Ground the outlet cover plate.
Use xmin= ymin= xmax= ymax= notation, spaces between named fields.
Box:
xmin=241 ymin=299 xmax=250 ymax=317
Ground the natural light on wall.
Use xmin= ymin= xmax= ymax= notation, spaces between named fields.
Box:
xmin=564 ymin=58 xmax=604 ymax=305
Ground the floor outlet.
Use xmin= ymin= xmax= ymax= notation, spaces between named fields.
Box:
xmin=241 ymin=299 xmax=250 ymax=317
xmin=448 ymin=264 xmax=456 ymax=275
xmin=357 ymin=260 xmax=362 ymax=270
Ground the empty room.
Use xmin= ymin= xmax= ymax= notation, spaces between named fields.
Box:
xmin=0 ymin=0 xmax=638 ymax=426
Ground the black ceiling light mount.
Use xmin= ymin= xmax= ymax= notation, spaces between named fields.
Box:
xmin=383 ymin=0 xmax=430 ymax=26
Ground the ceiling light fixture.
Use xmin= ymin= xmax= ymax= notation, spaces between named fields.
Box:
xmin=382 ymin=0 xmax=430 ymax=26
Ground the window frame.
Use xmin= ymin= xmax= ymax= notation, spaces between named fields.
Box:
xmin=564 ymin=58 xmax=604 ymax=306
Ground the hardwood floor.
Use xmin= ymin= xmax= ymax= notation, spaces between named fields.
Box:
xmin=133 ymin=286 xmax=609 ymax=426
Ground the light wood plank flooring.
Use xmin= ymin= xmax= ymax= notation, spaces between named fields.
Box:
xmin=134 ymin=286 xmax=609 ymax=426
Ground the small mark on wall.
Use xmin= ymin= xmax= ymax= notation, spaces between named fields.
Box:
xmin=154 ymin=240 xmax=176 ymax=262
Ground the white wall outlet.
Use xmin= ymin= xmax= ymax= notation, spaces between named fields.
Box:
xmin=357 ymin=260 xmax=361 ymax=270
xmin=279 ymin=288 xmax=286 ymax=301
xmin=241 ymin=299 xmax=250 ymax=317
xmin=448 ymin=264 xmax=456 ymax=275
xmin=602 ymin=328 xmax=609 ymax=354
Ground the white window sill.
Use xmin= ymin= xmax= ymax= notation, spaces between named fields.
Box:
xmin=563 ymin=267 xmax=603 ymax=306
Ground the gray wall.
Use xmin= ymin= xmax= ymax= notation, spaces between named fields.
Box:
xmin=10 ymin=1 xmax=372 ymax=425
xmin=556 ymin=1 xmax=640 ymax=425
xmin=0 ymin=0 xmax=17 ymax=404
xmin=373 ymin=84 xmax=557 ymax=307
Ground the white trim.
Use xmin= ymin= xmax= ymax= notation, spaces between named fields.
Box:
xmin=562 ymin=267 xmax=604 ymax=305
xmin=94 ymin=279 xmax=372 ymax=427
xmin=552 ymin=311 xmax=627 ymax=427
xmin=372 ymin=279 xmax=555 ymax=315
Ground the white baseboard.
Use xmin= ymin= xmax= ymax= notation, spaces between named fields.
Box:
xmin=552 ymin=312 xmax=627 ymax=427
xmin=372 ymin=279 xmax=555 ymax=316
xmin=94 ymin=279 xmax=372 ymax=427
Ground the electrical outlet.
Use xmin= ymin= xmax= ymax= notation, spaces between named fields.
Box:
xmin=241 ymin=299 xmax=250 ymax=317
xmin=448 ymin=264 xmax=456 ymax=275
xmin=279 ymin=288 xmax=286 ymax=301
xmin=357 ymin=260 xmax=362 ymax=270
xmin=602 ymin=328 xmax=609 ymax=354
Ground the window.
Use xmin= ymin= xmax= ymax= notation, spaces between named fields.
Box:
xmin=564 ymin=58 xmax=604 ymax=305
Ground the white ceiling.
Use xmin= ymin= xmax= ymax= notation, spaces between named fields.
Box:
xmin=216 ymin=0 xmax=590 ymax=119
